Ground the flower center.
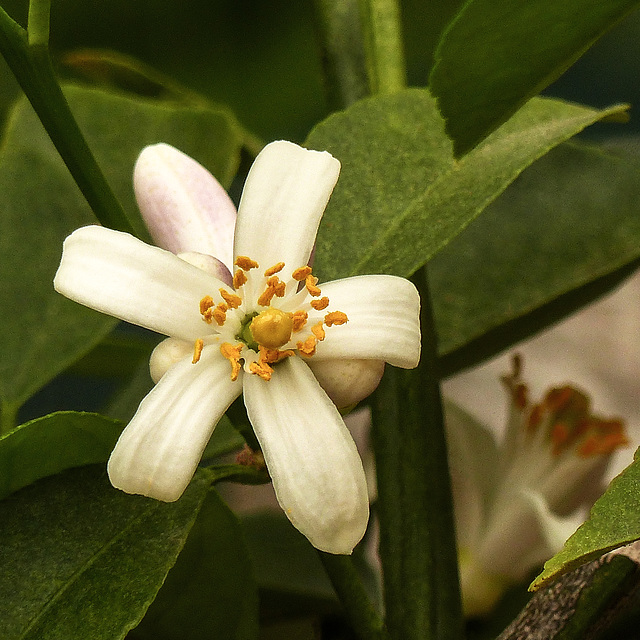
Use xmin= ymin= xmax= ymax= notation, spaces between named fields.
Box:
xmin=195 ymin=255 xmax=348 ymax=382
xmin=250 ymin=308 xmax=294 ymax=349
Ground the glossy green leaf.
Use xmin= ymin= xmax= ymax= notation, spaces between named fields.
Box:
xmin=0 ymin=411 xmax=122 ymax=501
xmin=532 ymin=447 xmax=640 ymax=590
xmin=432 ymin=140 xmax=640 ymax=374
xmin=131 ymin=490 xmax=258 ymax=640
xmin=306 ymin=89 xmax=626 ymax=282
xmin=0 ymin=85 xmax=244 ymax=427
xmin=0 ymin=464 xmax=211 ymax=640
xmin=429 ymin=0 xmax=640 ymax=155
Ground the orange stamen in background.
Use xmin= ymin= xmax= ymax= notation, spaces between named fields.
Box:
xmin=324 ymin=311 xmax=348 ymax=326
xmin=219 ymin=288 xmax=242 ymax=309
xmin=292 ymin=310 xmax=308 ymax=332
xmin=550 ymin=422 xmax=570 ymax=456
xmin=220 ymin=342 xmax=244 ymax=381
xmin=305 ymin=274 xmax=321 ymax=297
xmin=311 ymin=322 xmax=326 ymax=341
xmin=257 ymin=276 xmax=286 ymax=306
xmin=235 ymin=256 xmax=259 ymax=270
xmin=211 ymin=303 xmax=228 ymax=326
xmin=297 ymin=335 xmax=317 ymax=357
xmin=200 ymin=295 xmax=214 ymax=316
xmin=264 ymin=262 xmax=285 ymax=277
xmin=292 ymin=266 xmax=312 ymax=281
xmin=311 ymin=296 xmax=330 ymax=311
xmin=192 ymin=339 xmax=204 ymax=364
xmin=233 ymin=269 xmax=247 ymax=288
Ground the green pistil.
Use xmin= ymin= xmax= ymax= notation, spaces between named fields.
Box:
xmin=237 ymin=312 xmax=259 ymax=351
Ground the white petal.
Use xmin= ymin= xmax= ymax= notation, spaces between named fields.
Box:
xmin=307 ymin=358 xmax=385 ymax=408
xmin=134 ymin=143 xmax=237 ymax=271
xmin=243 ymin=357 xmax=369 ymax=554
xmin=314 ymin=275 xmax=421 ymax=368
xmin=234 ymin=140 xmax=340 ymax=270
xmin=108 ymin=346 xmax=241 ymax=501
xmin=54 ymin=226 xmax=225 ymax=342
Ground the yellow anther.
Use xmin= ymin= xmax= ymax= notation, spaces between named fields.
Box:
xmin=250 ymin=308 xmax=294 ymax=349
xmin=257 ymin=276 xmax=286 ymax=307
xmin=211 ymin=303 xmax=228 ymax=326
xmin=235 ymin=256 xmax=259 ymax=270
xmin=233 ymin=269 xmax=247 ymax=289
xmin=310 ymin=296 xmax=330 ymax=311
xmin=200 ymin=295 xmax=215 ymax=316
xmin=192 ymin=339 xmax=204 ymax=364
xmin=219 ymin=288 xmax=242 ymax=309
xmin=297 ymin=335 xmax=317 ymax=357
xmin=292 ymin=265 xmax=312 ymax=281
xmin=250 ymin=360 xmax=274 ymax=381
xmin=292 ymin=310 xmax=308 ymax=332
xmin=220 ymin=342 xmax=244 ymax=381
xmin=325 ymin=311 xmax=348 ymax=326
xmin=311 ymin=322 xmax=326 ymax=341
xmin=264 ymin=262 xmax=285 ymax=277
xmin=305 ymin=274 xmax=322 ymax=297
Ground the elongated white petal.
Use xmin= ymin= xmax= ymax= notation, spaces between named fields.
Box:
xmin=314 ymin=275 xmax=421 ymax=368
xmin=54 ymin=226 xmax=224 ymax=342
xmin=108 ymin=346 xmax=241 ymax=501
xmin=234 ymin=141 xmax=340 ymax=270
xmin=244 ymin=357 xmax=369 ymax=554
xmin=135 ymin=144 xmax=237 ymax=270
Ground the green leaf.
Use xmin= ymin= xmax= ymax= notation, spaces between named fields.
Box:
xmin=432 ymin=140 xmax=640 ymax=374
xmin=531 ymin=447 xmax=640 ymax=590
xmin=0 ymin=411 xmax=122 ymax=501
xmin=306 ymin=88 xmax=626 ymax=282
xmin=130 ymin=490 xmax=258 ymax=640
xmin=0 ymin=85 xmax=244 ymax=427
xmin=429 ymin=0 xmax=639 ymax=155
xmin=0 ymin=464 xmax=210 ymax=640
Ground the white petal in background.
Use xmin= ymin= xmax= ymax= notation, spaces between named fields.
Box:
xmin=315 ymin=275 xmax=421 ymax=368
xmin=243 ymin=356 xmax=369 ymax=555
xmin=234 ymin=140 xmax=340 ymax=271
xmin=108 ymin=346 xmax=241 ymax=501
xmin=54 ymin=226 xmax=224 ymax=342
xmin=443 ymin=272 xmax=640 ymax=480
xmin=134 ymin=143 xmax=237 ymax=271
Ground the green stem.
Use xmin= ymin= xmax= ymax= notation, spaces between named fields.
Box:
xmin=0 ymin=2 xmax=139 ymax=236
xmin=358 ymin=0 xmax=407 ymax=94
xmin=312 ymin=0 xmax=370 ymax=110
xmin=318 ymin=552 xmax=390 ymax=640
xmin=371 ymin=268 xmax=464 ymax=640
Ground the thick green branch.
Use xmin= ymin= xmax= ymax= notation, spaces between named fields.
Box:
xmin=371 ymin=268 xmax=464 ymax=640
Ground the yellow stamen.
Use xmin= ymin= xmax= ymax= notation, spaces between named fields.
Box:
xmin=324 ymin=311 xmax=348 ymax=326
xmin=310 ymin=296 xmax=330 ymax=311
xmin=235 ymin=256 xmax=259 ymax=270
xmin=192 ymin=339 xmax=204 ymax=364
xmin=233 ymin=269 xmax=247 ymax=289
xmin=211 ymin=303 xmax=228 ymax=326
xmin=199 ymin=295 xmax=214 ymax=316
xmin=219 ymin=288 xmax=242 ymax=309
xmin=297 ymin=335 xmax=317 ymax=357
xmin=249 ymin=360 xmax=274 ymax=381
xmin=311 ymin=322 xmax=326 ymax=341
xmin=292 ymin=266 xmax=312 ymax=281
xmin=220 ymin=342 xmax=244 ymax=381
xmin=250 ymin=308 xmax=294 ymax=349
xmin=264 ymin=262 xmax=285 ymax=277
xmin=257 ymin=276 xmax=286 ymax=307
xmin=292 ymin=310 xmax=308 ymax=332
xmin=305 ymin=274 xmax=321 ymax=297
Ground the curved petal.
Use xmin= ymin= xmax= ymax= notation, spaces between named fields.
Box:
xmin=54 ymin=226 xmax=225 ymax=342
xmin=108 ymin=346 xmax=242 ymax=501
xmin=313 ymin=275 xmax=421 ymax=368
xmin=134 ymin=143 xmax=237 ymax=270
xmin=244 ymin=357 xmax=369 ymax=554
xmin=234 ymin=141 xmax=340 ymax=271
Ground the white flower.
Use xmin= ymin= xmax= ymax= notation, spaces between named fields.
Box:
xmin=54 ymin=140 xmax=421 ymax=555
xmin=447 ymin=357 xmax=628 ymax=616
